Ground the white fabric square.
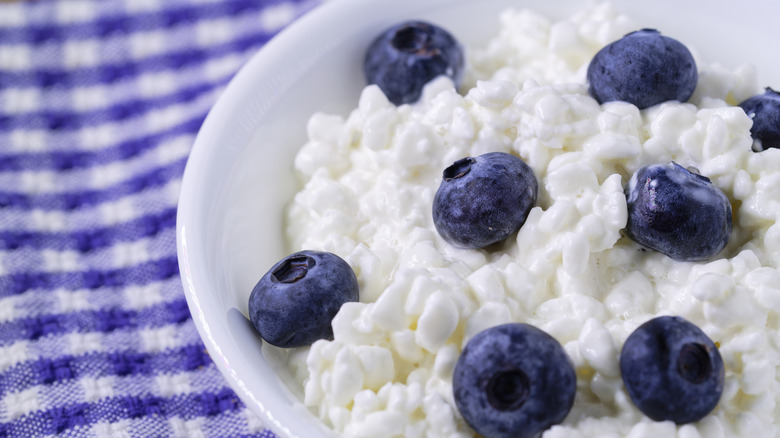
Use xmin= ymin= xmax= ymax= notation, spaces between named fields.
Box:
xmin=0 ymin=297 xmax=14 ymax=323
xmin=82 ymin=377 xmax=116 ymax=402
xmin=68 ymin=332 xmax=103 ymax=355
xmin=113 ymin=240 xmax=150 ymax=268
xmin=259 ymin=3 xmax=297 ymax=32
xmin=203 ymin=53 xmax=244 ymax=83
xmin=244 ymin=408 xmax=266 ymax=433
xmin=164 ymin=178 xmax=183 ymax=205
xmin=0 ymin=5 xmax=24 ymax=26
xmin=20 ymin=171 xmax=55 ymax=193
xmin=72 ymin=85 xmax=109 ymax=112
xmin=145 ymin=105 xmax=186 ymax=131
xmin=169 ymin=417 xmax=205 ymax=438
xmin=155 ymin=373 xmax=191 ymax=397
xmin=56 ymin=0 xmax=97 ymax=23
xmin=0 ymin=45 xmax=31 ymax=71
xmin=93 ymin=420 xmax=132 ymax=438
xmin=3 ymin=88 xmax=40 ymax=114
xmin=129 ymin=30 xmax=167 ymax=59
xmin=63 ymin=39 xmax=101 ymax=68
xmin=3 ymin=387 xmax=41 ymax=421
xmin=10 ymin=129 xmax=48 ymax=152
xmin=100 ymin=198 xmax=136 ymax=226
xmin=140 ymin=326 xmax=178 ymax=353
xmin=0 ymin=342 xmax=27 ymax=372
xmin=57 ymin=289 xmax=92 ymax=313
xmin=42 ymin=249 xmax=81 ymax=272
xmin=124 ymin=0 xmax=160 ymax=13
xmin=90 ymin=162 xmax=126 ymax=190
xmin=79 ymin=124 xmax=117 ymax=150
xmin=137 ymin=71 xmax=176 ymax=98
xmin=124 ymin=283 xmax=163 ymax=310
xmin=196 ymin=18 xmax=234 ymax=46
xmin=31 ymin=209 xmax=66 ymax=232
xmin=156 ymin=136 xmax=192 ymax=164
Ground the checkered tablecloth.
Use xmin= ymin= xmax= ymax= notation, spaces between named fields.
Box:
xmin=0 ymin=1 xmax=320 ymax=436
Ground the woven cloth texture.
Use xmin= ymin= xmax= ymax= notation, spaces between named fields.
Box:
xmin=0 ymin=0 xmax=321 ymax=436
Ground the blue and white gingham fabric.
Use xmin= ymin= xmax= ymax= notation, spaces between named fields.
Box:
xmin=0 ymin=1 xmax=320 ymax=436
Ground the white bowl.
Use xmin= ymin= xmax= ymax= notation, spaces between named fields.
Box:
xmin=176 ymin=0 xmax=780 ymax=436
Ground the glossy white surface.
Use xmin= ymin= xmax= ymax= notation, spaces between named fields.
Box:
xmin=176 ymin=1 xmax=780 ymax=437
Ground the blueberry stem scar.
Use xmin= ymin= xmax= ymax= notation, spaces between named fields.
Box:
xmin=392 ymin=25 xmax=431 ymax=54
xmin=272 ymin=254 xmax=315 ymax=283
xmin=443 ymin=157 xmax=475 ymax=181
xmin=677 ymin=343 xmax=712 ymax=384
xmin=487 ymin=369 xmax=530 ymax=410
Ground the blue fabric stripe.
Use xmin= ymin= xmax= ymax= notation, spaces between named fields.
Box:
xmin=0 ymin=207 xmax=177 ymax=251
xmin=10 ymin=277 xmax=186 ymax=324
xmin=0 ymin=159 xmax=185 ymax=211
xmin=0 ymin=57 xmax=237 ymax=124
xmin=0 ymin=79 xmax=226 ymax=132
xmin=0 ymin=255 xmax=180 ymax=297
xmin=0 ymin=389 xmax=242 ymax=436
xmin=0 ymin=344 xmax=212 ymax=399
xmin=0 ymin=298 xmax=191 ymax=346
xmin=0 ymin=0 xmax=296 ymax=40
xmin=0 ymin=156 xmax=186 ymax=208
xmin=0 ymin=115 xmax=201 ymax=171
xmin=0 ymin=30 xmax=274 ymax=89
xmin=0 ymin=179 xmax=180 ymax=232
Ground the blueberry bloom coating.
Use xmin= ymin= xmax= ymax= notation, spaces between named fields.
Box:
xmin=620 ymin=316 xmax=724 ymax=424
xmin=738 ymin=87 xmax=780 ymax=151
xmin=432 ymin=152 xmax=537 ymax=249
xmin=248 ymin=250 xmax=359 ymax=348
xmin=453 ymin=323 xmax=576 ymax=438
xmin=364 ymin=20 xmax=464 ymax=105
xmin=625 ymin=162 xmax=732 ymax=261
xmin=587 ymin=29 xmax=697 ymax=109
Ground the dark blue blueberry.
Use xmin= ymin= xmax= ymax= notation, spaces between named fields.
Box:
xmin=625 ymin=162 xmax=732 ymax=261
xmin=620 ymin=316 xmax=724 ymax=424
xmin=738 ymin=87 xmax=780 ymax=151
xmin=248 ymin=250 xmax=359 ymax=348
xmin=364 ymin=20 xmax=464 ymax=105
xmin=587 ymin=29 xmax=697 ymax=109
xmin=453 ymin=323 xmax=576 ymax=438
xmin=432 ymin=152 xmax=537 ymax=249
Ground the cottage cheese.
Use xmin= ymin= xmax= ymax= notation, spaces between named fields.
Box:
xmin=281 ymin=3 xmax=780 ymax=437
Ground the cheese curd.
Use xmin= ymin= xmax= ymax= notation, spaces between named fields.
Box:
xmin=281 ymin=3 xmax=780 ymax=437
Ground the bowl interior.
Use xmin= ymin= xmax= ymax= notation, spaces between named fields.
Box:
xmin=177 ymin=0 xmax=780 ymax=436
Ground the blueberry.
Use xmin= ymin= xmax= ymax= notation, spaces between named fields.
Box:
xmin=620 ymin=316 xmax=724 ymax=424
xmin=738 ymin=87 xmax=780 ymax=151
xmin=625 ymin=162 xmax=732 ymax=261
xmin=453 ymin=323 xmax=576 ymax=438
xmin=432 ymin=152 xmax=537 ymax=249
xmin=248 ymin=250 xmax=359 ymax=348
xmin=364 ymin=20 xmax=464 ymax=105
xmin=587 ymin=29 xmax=697 ymax=109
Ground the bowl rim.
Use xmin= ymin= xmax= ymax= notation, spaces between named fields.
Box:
xmin=175 ymin=2 xmax=345 ymax=436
